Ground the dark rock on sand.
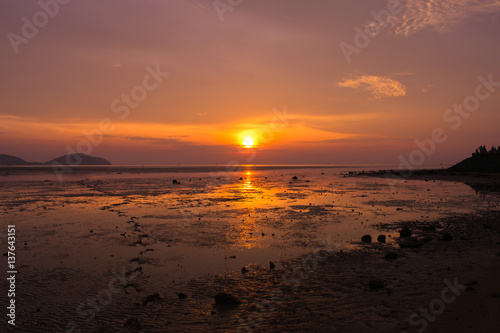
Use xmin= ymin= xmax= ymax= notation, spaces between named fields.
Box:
xmin=214 ymin=293 xmax=241 ymax=305
xmin=172 ymin=179 xmax=179 ymax=184
xmin=369 ymin=278 xmax=386 ymax=289
xmin=270 ymin=261 xmax=276 ymax=269
xmin=361 ymin=235 xmax=372 ymax=243
xmin=241 ymin=266 xmax=249 ymax=274
xmin=142 ymin=293 xmax=162 ymax=305
xmin=292 ymin=176 xmax=298 ymax=180
xmin=397 ymin=237 xmax=423 ymax=248
xmin=399 ymin=226 xmax=412 ymax=237
xmin=377 ymin=235 xmax=386 ymax=243
xmin=420 ymin=236 xmax=434 ymax=243
xmin=124 ymin=317 xmax=142 ymax=330
xmin=384 ymin=252 xmax=399 ymax=260
xmin=178 ymin=293 xmax=188 ymax=299
xmin=442 ymin=233 xmax=453 ymax=241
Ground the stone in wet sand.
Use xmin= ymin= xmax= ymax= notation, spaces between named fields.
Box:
xmin=214 ymin=292 xmax=241 ymax=305
xmin=361 ymin=235 xmax=372 ymax=243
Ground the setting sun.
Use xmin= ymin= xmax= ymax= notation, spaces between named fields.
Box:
xmin=242 ymin=136 xmax=255 ymax=148
xmin=239 ymin=131 xmax=258 ymax=149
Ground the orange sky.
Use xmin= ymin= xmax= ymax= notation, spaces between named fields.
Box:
xmin=1 ymin=0 xmax=500 ymax=165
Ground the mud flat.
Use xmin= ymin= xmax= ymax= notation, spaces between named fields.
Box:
xmin=1 ymin=168 xmax=499 ymax=332
xmin=175 ymin=210 xmax=500 ymax=333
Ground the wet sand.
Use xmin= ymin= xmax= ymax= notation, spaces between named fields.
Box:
xmin=146 ymin=210 xmax=499 ymax=333
xmin=1 ymin=167 xmax=499 ymax=332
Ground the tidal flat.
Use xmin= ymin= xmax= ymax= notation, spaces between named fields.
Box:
xmin=1 ymin=166 xmax=499 ymax=332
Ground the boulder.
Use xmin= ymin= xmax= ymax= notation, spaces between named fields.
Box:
xmin=361 ymin=235 xmax=372 ymax=243
xmin=214 ymin=293 xmax=241 ymax=305
xmin=399 ymin=226 xmax=412 ymax=237
xmin=369 ymin=279 xmax=386 ymax=289
xmin=397 ymin=237 xmax=423 ymax=248
xmin=384 ymin=252 xmax=399 ymax=260
xmin=442 ymin=234 xmax=453 ymax=241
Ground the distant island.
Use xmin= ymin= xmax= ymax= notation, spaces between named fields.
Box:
xmin=0 ymin=153 xmax=111 ymax=166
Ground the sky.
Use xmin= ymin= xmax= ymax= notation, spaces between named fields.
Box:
xmin=1 ymin=0 xmax=500 ymax=166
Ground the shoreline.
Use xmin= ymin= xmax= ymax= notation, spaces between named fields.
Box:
xmin=0 ymin=164 xmax=436 ymax=176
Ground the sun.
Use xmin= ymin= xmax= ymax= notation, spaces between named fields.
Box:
xmin=242 ymin=136 xmax=255 ymax=148
xmin=239 ymin=131 xmax=258 ymax=149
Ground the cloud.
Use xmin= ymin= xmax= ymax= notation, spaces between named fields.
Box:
xmin=392 ymin=0 xmax=500 ymax=37
xmin=297 ymin=136 xmax=397 ymax=144
xmin=338 ymin=75 xmax=407 ymax=100
xmin=106 ymin=135 xmax=192 ymax=146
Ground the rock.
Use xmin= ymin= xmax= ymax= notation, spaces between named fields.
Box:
xmin=292 ymin=176 xmax=298 ymax=180
xmin=369 ymin=279 xmax=386 ymax=289
xmin=397 ymin=237 xmax=423 ymax=248
xmin=178 ymin=293 xmax=188 ymax=299
xmin=269 ymin=261 xmax=276 ymax=269
xmin=241 ymin=267 xmax=249 ymax=274
xmin=124 ymin=317 xmax=142 ymax=330
xmin=442 ymin=234 xmax=453 ymax=241
xmin=214 ymin=293 xmax=241 ymax=305
xmin=399 ymin=226 xmax=412 ymax=237
xmin=142 ymin=293 xmax=162 ymax=305
xmin=420 ymin=236 xmax=434 ymax=243
xmin=172 ymin=179 xmax=179 ymax=184
xmin=377 ymin=235 xmax=386 ymax=243
xmin=229 ymin=255 xmax=237 ymax=259
xmin=384 ymin=252 xmax=398 ymax=260
xmin=361 ymin=235 xmax=372 ymax=243
xmin=422 ymin=226 xmax=436 ymax=231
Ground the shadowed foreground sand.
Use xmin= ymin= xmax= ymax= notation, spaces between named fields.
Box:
xmin=176 ymin=210 xmax=500 ymax=332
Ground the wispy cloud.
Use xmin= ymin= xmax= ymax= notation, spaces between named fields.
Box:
xmin=392 ymin=0 xmax=500 ymax=37
xmin=106 ymin=135 xmax=192 ymax=146
xmin=338 ymin=75 xmax=407 ymax=100
xmin=297 ymin=136 xmax=399 ymax=144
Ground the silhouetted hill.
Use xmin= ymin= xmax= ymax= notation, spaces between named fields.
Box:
xmin=0 ymin=153 xmax=111 ymax=166
xmin=448 ymin=154 xmax=500 ymax=173
xmin=0 ymin=154 xmax=31 ymax=165
xmin=45 ymin=154 xmax=111 ymax=166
